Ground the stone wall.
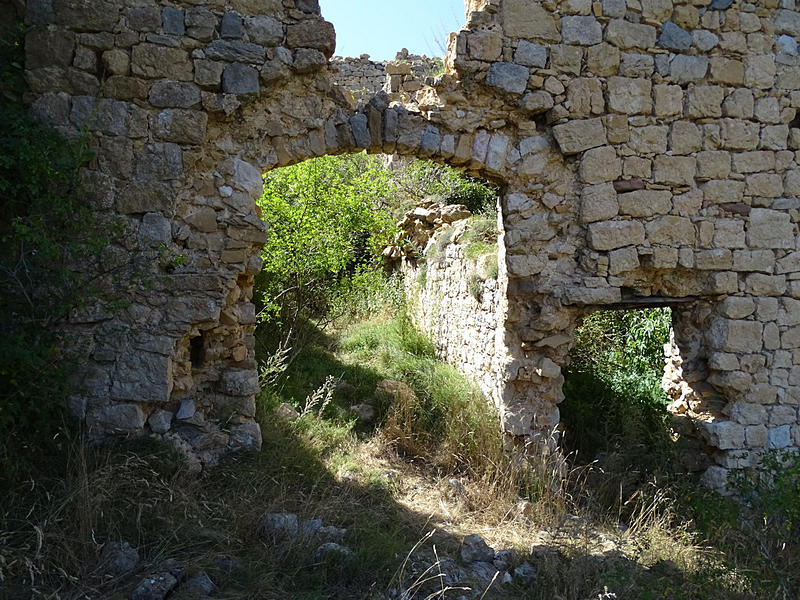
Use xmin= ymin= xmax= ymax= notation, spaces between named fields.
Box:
xmin=396 ymin=207 xmax=504 ymax=406
xmin=331 ymin=52 xmax=444 ymax=106
xmin=23 ymin=0 xmax=800 ymax=487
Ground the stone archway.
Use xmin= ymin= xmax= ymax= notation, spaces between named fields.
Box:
xmin=23 ymin=0 xmax=800 ymax=483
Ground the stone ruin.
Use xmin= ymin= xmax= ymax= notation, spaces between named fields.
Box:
xmin=17 ymin=0 xmax=800 ymax=486
xmin=332 ymin=50 xmax=443 ymax=106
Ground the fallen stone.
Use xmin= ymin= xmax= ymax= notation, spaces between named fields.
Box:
xmin=459 ymin=534 xmax=495 ymax=564
xmin=99 ymin=541 xmax=140 ymax=577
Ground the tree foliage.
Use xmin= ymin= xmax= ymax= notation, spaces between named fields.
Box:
xmin=255 ymin=154 xmax=399 ymax=351
xmin=253 ymin=153 xmax=498 ymax=361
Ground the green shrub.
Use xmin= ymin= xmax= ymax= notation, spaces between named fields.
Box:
xmin=393 ymin=160 xmax=499 ymax=216
xmin=255 ymin=153 xmax=399 ymax=353
xmin=560 ymin=309 xmax=673 ymax=464
xmin=0 ymin=23 xmax=100 ymax=475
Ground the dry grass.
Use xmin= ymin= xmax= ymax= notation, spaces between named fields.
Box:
xmin=3 ymin=316 xmax=798 ymax=599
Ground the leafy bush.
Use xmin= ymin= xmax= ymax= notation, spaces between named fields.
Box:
xmin=0 ymin=23 xmax=100 ymax=475
xmin=255 ymin=153 xmax=399 ymax=353
xmin=560 ymin=309 xmax=672 ymax=463
xmin=392 ymin=159 xmax=498 ymax=216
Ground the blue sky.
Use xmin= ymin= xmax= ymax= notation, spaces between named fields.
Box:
xmin=321 ymin=0 xmax=466 ymax=61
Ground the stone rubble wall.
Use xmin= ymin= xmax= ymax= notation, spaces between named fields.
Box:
xmin=402 ymin=219 xmax=504 ymax=409
xmin=331 ymin=52 xmax=444 ymax=107
xmin=23 ymin=0 xmax=800 ymax=487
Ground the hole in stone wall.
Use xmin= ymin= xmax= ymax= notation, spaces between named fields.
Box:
xmin=321 ymin=0 xmax=465 ymax=60
xmin=190 ymin=333 xmax=206 ymax=369
xmin=560 ymin=307 xmax=674 ymax=473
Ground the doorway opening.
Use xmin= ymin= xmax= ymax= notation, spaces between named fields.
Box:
xmin=560 ymin=307 xmax=675 ymax=486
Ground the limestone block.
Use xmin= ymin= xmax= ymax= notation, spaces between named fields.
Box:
xmin=88 ymin=404 xmax=147 ymax=434
xmin=588 ymin=220 xmax=645 ymax=250
xmin=162 ymin=6 xmax=185 ymax=37
xmin=745 ymin=173 xmax=783 ymax=198
xmin=601 ymin=0 xmax=625 ymax=17
xmin=768 ymin=425 xmax=791 ymax=449
xmin=607 ymin=76 xmax=652 ymax=115
xmin=685 ymin=85 xmax=724 ymax=119
xmin=696 ymin=249 xmax=732 ymax=270
xmin=552 ymin=118 xmax=607 ymax=154
xmin=702 ymin=420 xmax=745 ymax=450
xmin=642 ymin=0 xmax=672 ymax=21
xmin=617 ymin=190 xmax=671 ymax=217
xmin=696 ymin=151 xmax=731 ymax=180
xmin=154 ymin=109 xmax=208 ymax=145
xmin=732 ymin=250 xmax=775 ymax=273
xmin=652 ymin=247 xmax=678 ymax=268
xmin=777 ymin=253 xmax=800 ymax=275
xmin=619 ymin=53 xmax=654 ymax=78
xmin=710 ymin=56 xmax=744 ymax=86
xmin=149 ymin=81 xmax=201 ymax=108
xmin=760 ymin=126 xmax=789 ymax=151
xmin=286 ymin=19 xmax=335 ymax=58
xmin=710 ymin=352 xmax=740 ymax=371
xmin=221 ymin=369 xmax=259 ymax=396
xmin=550 ymin=45 xmax=583 ymax=75
xmin=720 ymin=119 xmax=760 ymax=151
xmin=744 ymin=55 xmax=776 ymax=90
xmin=732 ymin=151 xmax=775 ymax=174
xmin=669 ymin=55 xmax=709 ymax=84
xmin=776 ymin=65 xmax=800 ymax=90
xmin=566 ymin=78 xmax=604 ymax=117
xmin=185 ymin=7 xmax=216 ymax=42
xmin=658 ymin=22 xmax=692 ymax=51
xmin=232 ymin=158 xmax=263 ymax=196
xmin=194 ymin=60 xmax=225 ymax=88
xmin=561 ymin=16 xmax=602 ymax=45
xmin=608 ymin=246 xmax=639 ymax=274
xmin=747 ymin=208 xmax=795 ymax=249
xmin=783 ymin=326 xmax=800 ymax=348
xmin=564 ymin=286 xmax=622 ymax=305
xmin=485 ymin=62 xmax=529 ymax=95
xmin=702 ymin=180 xmax=744 ymax=204
xmin=779 ymin=298 xmax=800 ymax=326
xmin=467 ymin=30 xmax=502 ymax=61
xmin=580 ymin=183 xmax=618 ymax=223
xmin=514 ymin=41 xmax=547 ymax=68
xmin=605 ymin=19 xmax=657 ymax=49
xmin=722 ymin=89 xmax=754 ymax=120
xmin=502 ymin=0 xmax=560 ymax=41
xmin=507 ymin=254 xmax=546 ymax=277
xmin=780 ymin=167 xmax=800 ymax=198
xmin=624 ymin=156 xmax=651 ymax=179
xmin=775 ymin=9 xmax=800 ymax=36
xmin=745 ymin=424 xmax=768 ymax=447
xmin=627 ymin=126 xmax=668 ymax=155
xmin=586 ymin=43 xmax=620 ymax=76
xmin=709 ymin=319 xmax=763 ymax=353
xmin=102 ymin=49 xmax=130 ymax=77
xmin=669 ymin=121 xmax=702 ymax=155
xmin=580 ymin=146 xmax=621 ymax=184
xmin=746 ymin=274 xmax=787 ymax=296
xmin=713 ymin=219 xmax=745 ymax=248
xmin=693 ymin=29 xmax=718 ymax=51
xmin=131 ymin=44 xmax=192 ymax=80
xmin=205 ymin=40 xmax=267 ymax=64
xmin=653 ymin=156 xmax=695 ymax=187
xmin=646 ymin=216 xmax=695 ymax=245
xmin=148 ymin=409 xmax=173 ymax=434
xmin=520 ymin=91 xmax=555 ymax=114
